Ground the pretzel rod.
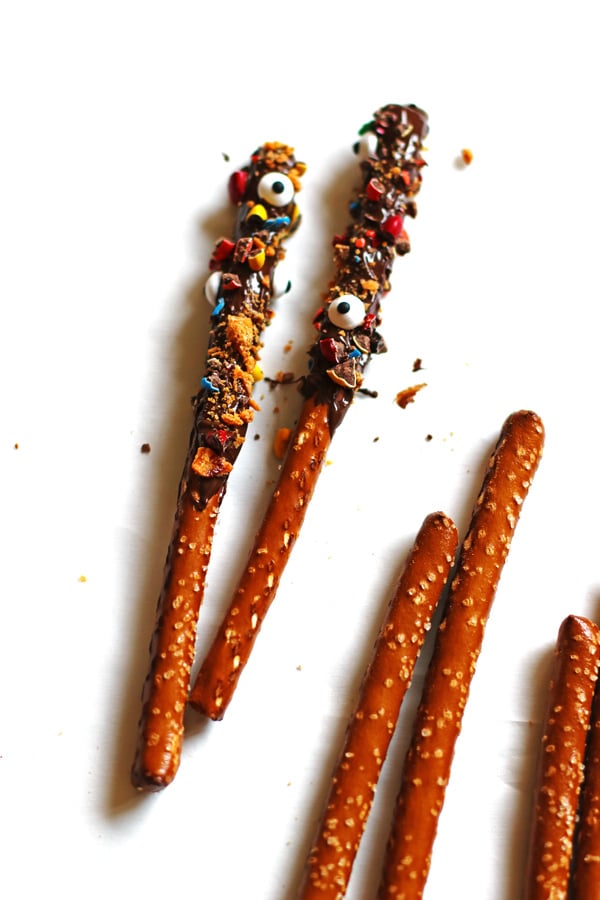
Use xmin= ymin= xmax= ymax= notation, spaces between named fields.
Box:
xmin=377 ymin=409 xmax=545 ymax=899
xmin=297 ymin=512 xmax=458 ymax=899
xmin=524 ymin=615 xmax=600 ymax=899
xmin=571 ymin=643 xmax=600 ymax=898
xmin=189 ymin=102 xmax=429 ymax=720
xmin=131 ymin=143 xmax=306 ymax=791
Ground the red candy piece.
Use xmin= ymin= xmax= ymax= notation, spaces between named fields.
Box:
xmin=381 ymin=214 xmax=404 ymax=239
xmin=228 ymin=170 xmax=248 ymax=204
xmin=221 ymin=273 xmax=242 ymax=291
xmin=319 ymin=338 xmax=341 ymax=364
xmin=366 ymin=177 xmax=385 ymax=201
xmin=355 ymin=237 xmax=366 ymax=249
xmin=213 ymin=237 xmax=236 ymax=261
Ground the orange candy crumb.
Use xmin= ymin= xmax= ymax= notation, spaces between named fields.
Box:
xmin=273 ymin=427 xmax=292 ymax=460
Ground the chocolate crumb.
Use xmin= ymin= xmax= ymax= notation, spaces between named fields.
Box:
xmin=222 ymin=151 xmax=230 ymax=162
xmin=265 ymin=371 xmax=297 ymax=389
xmin=425 ymin=434 xmax=433 ymax=441
xmin=373 ymin=436 xmax=380 ymax=443
xmin=140 ymin=443 xmax=152 ymax=454
xmin=395 ymin=383 xmax=427 ymax=408
xmin=254 ymin=433 xmax=260 ymax=440
xmin=14 ymin=443 xmax=19 ymax=449
xmin=412 ymin=358 xmax=423 ymax=372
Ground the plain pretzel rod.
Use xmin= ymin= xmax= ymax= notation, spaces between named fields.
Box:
xmin=297 ymin=512 xmax=458 ymax=898
xmin=131 ymin=143 xmax=306 ymax=791
xmin=377 ymin=409 xmax=545 ymax=899
xmin=570 ymin=630 xmax=600 ymax=898
xmin=189 ymin=102 xmax=429 ymax=720
xmin=571 ymin=625 xmax=600 ymax=898
xmin=524 ymin=614 xmax=600 ymax=899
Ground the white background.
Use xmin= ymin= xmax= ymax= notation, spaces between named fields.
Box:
xmin=1 ymin=2 xmax=599 ymax=897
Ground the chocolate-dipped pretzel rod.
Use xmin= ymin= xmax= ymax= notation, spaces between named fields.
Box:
xmin=297 ymin=512 xmax=458 ymax=899
xmin=377 ymin=410 xmax=545 ymax=899
xmin=525 ymin=615 xmax=600 ymax=899
xmin=131 ymin=143 xmax=305 ymax=791
xmin=189 ymin=103 xmax=429 ymax=720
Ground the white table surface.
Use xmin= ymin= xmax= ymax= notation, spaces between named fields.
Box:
xmin=2 ymin=2 xmax=599 ymax=897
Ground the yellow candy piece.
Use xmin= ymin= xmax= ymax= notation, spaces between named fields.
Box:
xmin=252 ymin=363 xmax=264 ymax=382
xmin=247 ymin=203 xmax=267 ymax=221
xmin=248 ymin=247 xmax=266 ymax=271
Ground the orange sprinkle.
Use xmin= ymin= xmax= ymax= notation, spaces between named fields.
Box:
xmin=395 ymin=383 xmax=427 ymax=409
xmin=273 ymin=427 xmax=292 ymax=460
xmin=461 ymin=148 xmax=474 ymax=165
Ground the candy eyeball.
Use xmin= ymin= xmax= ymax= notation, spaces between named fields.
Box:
xmin=257 ymin=171 xmax=295 ymax=207
xmin=354 ymin=132 xmax=378 ymax=160
xmin=271 ymin=259 xmax=292 ymax=299
xmin=204 ymin=271 xmax=222 ymax=306
xmin=327 ymin=294 xmax=366 ymax=330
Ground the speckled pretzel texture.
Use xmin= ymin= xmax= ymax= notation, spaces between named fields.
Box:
xmin=297 ymin=512 xmax=458 ymax=900
xmin=571 ymin=632 xmax=600 ymax=897
xmin=524 ymin=614 xmax=600 ymax=900
xmin=378 ymin=410 xmax=545 ymax=899
xmin=189 ymin=103 xmax=429 ymax=722
xmin=131 ymin=143 xmax=305 ymax=792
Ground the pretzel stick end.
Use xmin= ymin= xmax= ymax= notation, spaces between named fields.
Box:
xmin=297 ymin=511 xmax=458 ymax=899
xmin=524 ymin=613 xmax=600 ymax=898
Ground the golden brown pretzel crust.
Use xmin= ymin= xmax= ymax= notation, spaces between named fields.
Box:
xmin=297 ymin=513 xmax=458 ymax=899
xmin=131 ymin=143 xmax=304 ymax=790
xmin=378 ymin=409 xmax=545 ymax=899
xmin=571 ymin=647 xmax=600 ymax=897
xmin=189 ymin=395 xmax=332 ymax=719
xmin=131 ymin=492 xmax=220 ymax=790
xmin=525 ymin=615 xmax=600 ymax=899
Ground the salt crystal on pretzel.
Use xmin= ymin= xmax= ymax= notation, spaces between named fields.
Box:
xmin=131 ymin=142 xmax=305 ymax=791
xmin=525 ymin=614 xmax=600 ymax=899
xmin=189 ymin=103 xmax=429 ymax=721
xmin=378 ymin=409 xmax=544 ymax=898
xmin=297 ymin=512 xmax=458 ymax=899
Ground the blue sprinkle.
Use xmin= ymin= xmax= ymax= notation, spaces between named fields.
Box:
xmin=211 ymin=298 xmax=225 ymax=316
xmin=265 ymin=216 xmax=290 ymax=231
xmin=348 ymin=349 xmax=361 ymax=358
xmin=201 ymin=377 xmax=219 ymax=393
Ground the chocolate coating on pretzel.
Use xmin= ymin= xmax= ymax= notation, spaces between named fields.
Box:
xmin=131 ymin=144 xmax=304 ymax=791
xmin=525 ymin=615 xmax=600 ymax=899
xmin=191 ymin=142 xmax=305 ymax=509
xmin=302 ymin=103 xmax=428 ymax=433
xmin=378 ymin=410 xmax=545 ymax=898
xmin=188 ymin=105 xmax=429 ymax=723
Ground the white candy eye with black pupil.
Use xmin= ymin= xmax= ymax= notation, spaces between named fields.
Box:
xmin=327 ymin=294 xmax=366 ymax=330
xmin=257 ymin=171 xmax=295 ymax=207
